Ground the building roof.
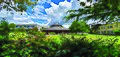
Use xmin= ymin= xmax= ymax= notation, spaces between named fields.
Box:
xmin=43 ymin=22 xmax=69 ymax=31
xmin=45 ymin=27 xmax=69 ymax=30
xmin=50 ymin=23 xmax=62 ymax=27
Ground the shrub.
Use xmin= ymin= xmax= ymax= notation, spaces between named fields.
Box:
xmin=56 ymin=37 xmax=119 ymax=57
xmin=27 ymin=30 xmax=46 ymax=38
xmin=114 ymin=30 xmax=120 ymax=35
xmin=15 ymin=28 xmax=26 ymax=32
xmin=0 ymin=20 xmax=10 ymax=55
xmin=1 ymin=32 xmax=46 ymax=57
xmin=1 ymin=32 xmax=120 ymax=57
xmin=49 ymin=32 xmax=56 ymax=35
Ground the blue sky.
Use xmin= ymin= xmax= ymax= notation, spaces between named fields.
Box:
xmin=0 ymin=0 xmax=82 ymax=28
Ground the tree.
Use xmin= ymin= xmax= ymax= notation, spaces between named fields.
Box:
xmin=32 ymin=26 xmax=38 ymax=31
xmin=0 ymin=20 xmax=9 ymax=37
xmin=8 ymin=23 xmax=16 ymax=31
xmin=65 ymin=0 xmax=120 ymax=23
xmin=0 ymin=20 xmax=10 ymax=52
xmin=114 ymin=30 xmax=120 ymax=35
xmin=0 ymin=0 xmax=38 ymax=12
xmin=69 ymin=20 xmax=90 ymax=34
xmin=90 ymin=24 xmax=101 ymax=34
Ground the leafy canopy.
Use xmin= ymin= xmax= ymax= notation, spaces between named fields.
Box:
xmin=9 ymin=23 xmax=16 ymax=28
xmin=69 ymin=20 xmax=90 ymax=33
xmin=0 ymin=0 xmax=38 ymax=12
xmin=66 ymin=0 xmax=120 ymax=23
xmin=0 ymin=20 xmax=9 ymax=38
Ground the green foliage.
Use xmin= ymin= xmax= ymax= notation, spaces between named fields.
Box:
xmin=0 ymin=0 xmax=38 ymax=12
xmin=56 ymin=36 xmax=120 ymax=57
xmin=9 ymin=32 xmax=27 ymax=40
xmin=14 ymin=26 xmax=26 ymax=32
xmin=90 ymin=24 xmax=101 ymax=34
xmin=114 ymin=30 xmax=120 ymax=35
xmin=49 ymin=32 xmax=56 ymax=35
xmin=69 ymin=20 xmax=90 ymax=33
xmin=65 ymin=0 xmax=120 ymax=23
xmin=8 ymin=23 xmax=16 ymax=31
xmin=0 ymin=20 xmax=10 ymax=55
xmin=1 ymin=31 xmax=46 ymax=57
xmin=1 ymin=31 xmax=120 ymax=57
xmin=27 ymin=29 xmax=45 ymax=38
xmin=0 ymin=20 xmax=10 ymax=37
xmin=31 ymin=26 xmax=39 ymax=31
xmin=15 ymin=28 xmax=24 ymax=32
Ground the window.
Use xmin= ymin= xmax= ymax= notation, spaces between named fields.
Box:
xmin=98 ymin=31 xmax=101 ymax=34
xmin=109 ymin=26 xmax=112 ymax=28
xmin=111 ymin=31 xmax=114 ymax=33
xmin=108 ymin=31 xmax=110 ymax=33
xmin=103 ymin=31 xmax=106 ymax=34
xmin=108 ymin=30 xmax=114 ymax=34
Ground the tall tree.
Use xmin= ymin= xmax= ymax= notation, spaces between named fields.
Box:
xmin=69 ymin=20 xmax=90 ymax=34
xmin=0 ymin=19 xmax=9 ymax=38
xmin=65 ymin=0 xmax=120 ymax=23
xmin=0 ymin=0 xmax=38 ymax=12
xmin=8 ymin=23 xmax=16 ymax=31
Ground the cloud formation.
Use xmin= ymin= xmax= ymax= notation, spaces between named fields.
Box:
xmin=0 ymin=0 xmax=80 ymax=28
xmin=31 ymin=0 xmax=80 ymax=25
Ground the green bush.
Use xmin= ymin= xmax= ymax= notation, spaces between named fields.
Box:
xmin=15 ymin=27 xmax=26 ymax=32
xmin=1 ymin=31 xmax=120 ymax=57
xmin=1 ymin=32 xmax=46 ymax=57
xmin=56 ymin=36 xmax=119 ymax=57
xmin=27 ymin=30 xmax=46 ymax=38
xmin=49 ymin=32 xmax=56 ymax=35
xmin=114 ymin=30 xmax=120 ymax=35
xmin=0 ymin=20 xmax=10 ymax=55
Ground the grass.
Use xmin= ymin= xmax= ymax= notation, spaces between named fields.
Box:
xmin=48 ymin=34 xmax=120 ymax=44
xmin=9 ymin=31 xmax=120 ymax=45
xmin=47 ymin=34 xmax=120 ymax=39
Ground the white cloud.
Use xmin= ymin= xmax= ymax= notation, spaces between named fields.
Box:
xmin=12 ymin=12 xmax=35 ymax=24
xmin=0 ymin=9 xmax=13 ymax=18
xmin=32 ymin=5 xmax=45 ymax=15
xmin=44 ymin=0 xmax=80 ymax=25
xmin=24 ymin=0 xmax=80 ymax=26
xmin=0 ymin=0 xmax=81 ymax=27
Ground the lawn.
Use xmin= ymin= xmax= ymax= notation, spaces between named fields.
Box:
xmin=48 ymin=34 xmax=120 ymax=39
xmin=48 ymin=34 xmax=120 ymax=44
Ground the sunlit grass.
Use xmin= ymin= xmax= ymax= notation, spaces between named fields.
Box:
xmin=48 ymin=34 xmax=120 ymax=44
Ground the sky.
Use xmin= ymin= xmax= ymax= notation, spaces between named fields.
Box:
xmin=0 ymin=0 xmax=91 ymax=28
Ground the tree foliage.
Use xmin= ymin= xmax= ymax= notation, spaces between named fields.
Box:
xmin=90 ymin=24 xmax=101 ymax=34
xmin=0 ymin=0 xmax=38 ymax=12
xmin=0 ymin=20 xmax=10 ymax=54
xmin=114 ymin=30 xmax=120 ymax=35
xmin=9 ymin=23 xmax=16 ymax=31
xmin=69 ymin=20 xmax=90 ymax=33
xmin=0 ymin=20 xmax=9 ymax=37
xmin=66 ymin=0 xmax=120 ymax=23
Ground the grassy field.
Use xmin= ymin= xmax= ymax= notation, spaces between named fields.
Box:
xmin=47 ymin=34 xmax=120 ymax=44
xmin=9 ymin=32 xmax=120 ymax=44
xmin=47 ymin=34 xmax=120 ymax=39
